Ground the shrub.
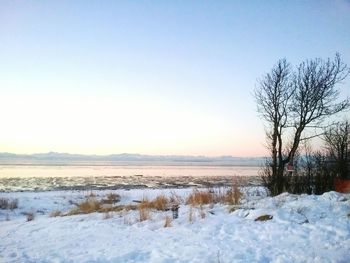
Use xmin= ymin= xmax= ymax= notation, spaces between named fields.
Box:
xmin=0 ymin=198 xmax=18 ymax=210
xmin=26 ymin=212 xmax=35 ymax=222
xmin=0 ymin=198 xmax=9 ymax=209
xmin=262 ymin=124 xmax=349 ymax=196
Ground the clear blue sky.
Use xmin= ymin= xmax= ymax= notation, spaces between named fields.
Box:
xmin=0 ymin=0 xmax=349 ymax=156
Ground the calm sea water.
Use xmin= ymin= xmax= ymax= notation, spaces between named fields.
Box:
xmin=0 ymin=165 xmax=260 ymax=178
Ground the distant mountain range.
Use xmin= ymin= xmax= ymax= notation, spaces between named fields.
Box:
xmin=0 ymin=152 xmax=265 ymax=166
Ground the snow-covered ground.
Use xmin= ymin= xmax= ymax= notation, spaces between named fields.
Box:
xmin=0 ymin=188 xmax=349 ymax=263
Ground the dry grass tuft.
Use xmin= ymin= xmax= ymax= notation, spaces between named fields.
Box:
xmin=50 ymin=210 xmax=62 ymax=217
xmin=67 ymin=202 xmax=136 ymax=216
xmin=77 ymin=197 xmax=101 ymax=214
xmin=138 ymin=197 xmax=152 ymax=221
xmin=135 ymin=194 xmax=172 ymax=222
xmin=66 ymin=192 xmax=127 ymax=216
xmin=186 ymin=186 xmax=243 ymax=207
xmin=138 ymin=197 xmax=151 ymax=209
xmin=139 ymin=207 xmax=151 ymax=222
xmin=152 ymin=195 xmax=169 ymax=211
xmin=0 ymin=198 xmax=18 ymax=210
xmin=225 ymin=186 xmax=243 ymax=205
xmin=138 ymin=195 xmax=169 ymax=211
xmin=67 ymin=197 xmax=102 ymax=215
xmin=164 ymin=215 xmax=172 ymax=227
xmin=186 ymin=189 xmax=213 ymax=206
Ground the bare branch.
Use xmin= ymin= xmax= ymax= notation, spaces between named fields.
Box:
xmin=300 ymin=133 xmax=325 ymax=141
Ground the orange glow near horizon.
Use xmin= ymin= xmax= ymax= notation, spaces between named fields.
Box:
xmin=0 ymin=94 xmax=266 ymax=157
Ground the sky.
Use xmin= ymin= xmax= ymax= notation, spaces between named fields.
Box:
xmin=0 ymin=0 xmax=349 ymax=157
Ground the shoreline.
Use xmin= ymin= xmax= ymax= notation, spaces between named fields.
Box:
xmin=0 ymin=175 xmax=262 ymax=192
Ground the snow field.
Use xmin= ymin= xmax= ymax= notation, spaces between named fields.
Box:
xmin=0 ymin=188 xmax=349 ymax=263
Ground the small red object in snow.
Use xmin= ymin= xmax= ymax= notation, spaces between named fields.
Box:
xmin=334 ymin=179 xmax=350 ymax=193
xmin=286 ymin=164 xmax=294 ymax=172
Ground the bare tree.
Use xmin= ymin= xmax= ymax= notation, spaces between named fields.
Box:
xmin=324 ymin=120 xmax=349 ymax=179
xmin=255 ymin=59 xmax=293 ymax=194
xmin=255 ymin=54 xmax=349 ymax=195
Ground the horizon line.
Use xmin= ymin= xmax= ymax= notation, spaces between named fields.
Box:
xmin=0 ymin=151 xmax=267 ymax=159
